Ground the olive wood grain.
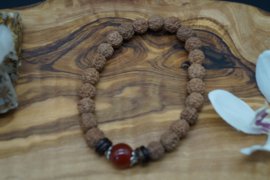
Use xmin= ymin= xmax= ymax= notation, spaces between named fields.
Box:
xmin=0 ymin=0 xmax=270 ymax=179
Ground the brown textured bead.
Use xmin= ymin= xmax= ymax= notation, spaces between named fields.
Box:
xmin=89 ymin=54 xmax=106 ymax=72
xmin=188 ymin=49 xmax=205 ymax=64
xmin=97 ymin=43 xmax=114 ymax=60
xmin=80 ymin=113 xmax=98 ymax=132
xmin=77 ymin=83 xmax=96 ymax=98
xmin=177 ymin=25 xmax=194 ymax=42
xmin=77 ymin=97 xmax=95 ymax=114
xmin=85 ymin=128 xmax=105 ymax=147
xmin=148 ymin=15 xmax=164 ymax=32
xmin=187 ymin=78 xmax=205 ymax=94
xmin=106 ymin=31 xmax=123 ymax=48
xmin=185 ymin=37 xmax=202 ymax=52
xmin=82 ymin=68 xmax=99 ymax=85
xmin=133 ymin=18 xmax=148 ymax=34
xmin=180 ymin=106 xmax=198 ymax=126
xmin=186 ymin=93 xmax=204 ymax=110
xmin=118 ymin=24 xmax=134 ymax=40
xmin=188 ymin=64 xmax=205 ymax=79
xmin=160 ymin=131 xmax=179 ymax=152
xmin=164 ymin=17 xmax=181 ymax=33
xmin=147 ymin=141 xmax=165 ymax=160
xmin=170 ymin=120 xmax=190 ymax=139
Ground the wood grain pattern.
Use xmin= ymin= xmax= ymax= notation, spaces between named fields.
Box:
xmin=1 ymin=0 xmax=270 ymax=179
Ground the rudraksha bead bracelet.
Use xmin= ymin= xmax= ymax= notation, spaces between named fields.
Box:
xmin=77 ymin=15 xmax=205 ymax=169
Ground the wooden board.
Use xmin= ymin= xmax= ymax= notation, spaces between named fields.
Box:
xmin=1 ymin=0 xmax=270 ymax=179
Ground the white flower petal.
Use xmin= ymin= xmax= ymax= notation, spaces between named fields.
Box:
xmin=240 ymin=136 xmax=270 ymax=155
xmin=256 ymin=50 xmax=270 ymax=103
xmin=251 ymin=101 xmax=270 ymax=135
xmin=264 ymin=118 xmax=270 ymax=123
xmin=208 ymin=90 xmax=262 ymax=134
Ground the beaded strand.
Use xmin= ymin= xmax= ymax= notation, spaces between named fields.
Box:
xmin=77 ymin=15 xmax=205 ymax=169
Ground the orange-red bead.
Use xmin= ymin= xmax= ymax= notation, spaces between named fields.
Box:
xmin=109 ymin=143 xmax=133 ymax=168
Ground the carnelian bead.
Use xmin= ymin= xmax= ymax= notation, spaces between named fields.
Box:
xmin=109 ymin=143 xmax=133 ymax=168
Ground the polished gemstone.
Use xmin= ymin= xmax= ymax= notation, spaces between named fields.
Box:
xmin=109 ymin=143 xmax=133 ymax=168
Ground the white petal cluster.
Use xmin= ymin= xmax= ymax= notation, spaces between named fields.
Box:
xmin=209 ymin=50 xmax=270 ymax=155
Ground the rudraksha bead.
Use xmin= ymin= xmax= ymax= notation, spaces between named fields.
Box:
xmin=80 ymin=113 xmax=98 ymax=132
xmin=177 ymin=25 xmax=194 ymax=42
xmin=135 ymin=146 xmax=151 ymax=165
xmin=85 ymin=128 xmax=105 ymax=147
xmin=77 ymin=97 xmax=95 ymax=114
xmin=180 ymin=106 xmax=198 ymax=126
xmin=185 ymin=37 xmax=202 ymax=52
xmin=188 ymin=49 xmax=205 ymax=64
xmin=133 ymin=18 xmax=148 ymax=34
xmin=160 ymin=131 xmax=179 ymax=151
xmin=170 ymin=120 xmax=190 ymax=139
xmin=187 ymin=78 xmax=205 ymax=94
xmin=82 ymin=68 xmax=99 ymax=85
xmin=146 ymin=141 xmax=165 ymax=161
xmin=89 ymin=53 xmax=106 ymax=72
xmin=188 ymin=64 xmax=205 ymax=79
xmin=77 ymin=83 xmax=96 ymax=98
xmin=118 ymin=24 xmax=135 ymax=40
xmin=106 ymin=31 xmax=123 ymax=48
xmin=95 ymin=138 xmax=113 ymax=155
xmin=97 ymin=43 xmax=114 ymax=60
xmin=148 ymin=15 xmax=164 ymax=32
xmin=186 ymin=92 xmax=204 ymax=110
xmin=164 ymin=17 xmax=181 ymax=33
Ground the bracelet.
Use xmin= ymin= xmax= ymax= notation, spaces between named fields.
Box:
xmin=77 ymin=15 xmax=205 ymax=169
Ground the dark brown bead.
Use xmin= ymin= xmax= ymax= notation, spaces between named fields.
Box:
xmin=133 ymin=18 xmax=148 ymax=34
xmin=148 ymin=15 xmax=164 ymax=32
xmin=95 ymin=138 xmax=113 ymax=155
xmin=164 ymin=17 xmax=181 ymax=33
xmin=82 ymin=68 xmax=99 ymax=85
xmin=177 ymin=25 xmax=194 ymax=42
xmin=97 ymin=43 xmax=114 ymax=60
xmin=187 ymin=78 xmax=205 ymax=94
xmin=160 ymin=131 xmax=179 ymax=151
xmin=77 ymin=83 xmax=96 ymax=98
xmin=106 ymin=31 xmax=123 ymax=48
xmin=188 ymin=49 xmax=205 ymax=64
xmin=186 ymin=93 xmax=204 ymax=110
xmin=135 ymin=146 xmax=151 ymax=165
xmin=147 ymin=141 xmax=165 ymax=161
xmin=85 ymin=128 xmax=105 ymax=147
xmin=180 ymin=106 xmax=198 ymax=126
xmin=89 ymin=54 xmax=106 ymax=72
xmin=185 ymin=37 xmax=202 ymax=52
xmin=118 ymin=24 xmax=134 ymax=40
xmin=188 ymin=64 xmax=205 ymax=79
xmin=170 ymin=120 xmax=190 ymax=139
xmin=77 ymin=98 xmax=95 ymax=114
xmin=79 ymin=113 xmax=97 ymax=132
